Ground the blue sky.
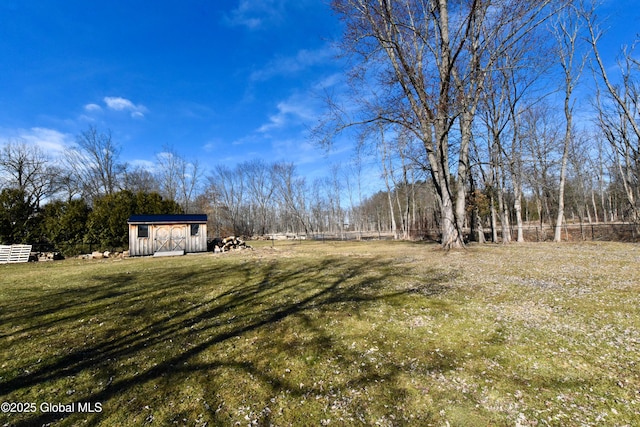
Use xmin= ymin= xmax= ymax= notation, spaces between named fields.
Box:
xmin=0 ymin=0 xmax=638 ymax=193
xmin=0 ymin=0 xmax=347 ymax=180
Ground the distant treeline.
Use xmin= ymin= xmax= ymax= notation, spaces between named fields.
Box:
xmin=0 ymin=120 xmax=638 ymax=255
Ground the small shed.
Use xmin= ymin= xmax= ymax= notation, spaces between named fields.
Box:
xmin=127 ymin=214 xmax=208 ymax=257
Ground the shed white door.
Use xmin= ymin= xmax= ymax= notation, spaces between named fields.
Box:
xmin=154 ymin=226 xmax=186 ymax=253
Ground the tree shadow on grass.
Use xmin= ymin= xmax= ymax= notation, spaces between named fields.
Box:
xmin=1 ymin=254 xmax=455 ymax=426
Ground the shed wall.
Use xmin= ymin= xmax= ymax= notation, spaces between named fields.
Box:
xmin=128 ymin=224 xmax=154 ymax=257
xmin=186 ymin=223 xmax=208 ymax=253
xmin=128 ymin=223 xmax=207 ymax=256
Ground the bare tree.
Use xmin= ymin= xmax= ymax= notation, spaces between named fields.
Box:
xmin=552 ymin=2 xmax=586 ymax=241
xmin=309 ymin=178 xmax=329 ymax=233
xmin=123 ymin=166 xmax=160 ymax=194
xmin=329 ymin=163 xmax=345 ymax=238
xmin=344 ymin=149 xmax=366 ymax=236
xmin=208 ymin=165 xmax=247 ymax=236
xmin=64 ymin=126 xmax=125 ymax=200
xmin=488 ymin=48 xmax=547 ymax=243
xmin=567 ymin=131 xmax=596 ymax=226
xmin=156 ymin=146 xmax=182 ymax=204
xmin=195 ymin=184 xmax=224 ymax=237
xmin=177 ymin=157 xmax=203 ymax=214
xmin=521 ymin=104 xmax=563 ymax=228
xmin=0 ymin=139 xmax=59 ymax=208
xmin=155 ymin=146 xmax=203 ymax=213
xmin=592 ymin=136 xmax=610 ymax=222
xmin=243 ymin=159 xmax=276 ymax=235
xmin=481 ymin=70 xmax=515 ymax=244
xmin=590 ymin=35 xmax=640 ymax=221
xmin=378 ymin=127 xmax=399 ymax=239
xmin=326 ymin=0 xmax=562 ymax=248
xmin=273 ymin=162 xmax=311 ymax=234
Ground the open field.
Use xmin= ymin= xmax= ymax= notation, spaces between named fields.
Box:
xmin=1 ymin=241 xmax=639 ymax=426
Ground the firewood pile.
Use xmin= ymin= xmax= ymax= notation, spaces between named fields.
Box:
xmin=209 ymin=236 xmax=253 ymax=252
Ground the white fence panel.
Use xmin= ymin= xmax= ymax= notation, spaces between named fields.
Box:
xmin=0 ymin=245 xmax=11 ymax=263
xmin=0 ymin=245 xmax=32 ymax=264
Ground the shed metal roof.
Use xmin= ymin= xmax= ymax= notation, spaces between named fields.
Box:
xmin=127 ymin=214 xmax=208 ymax=224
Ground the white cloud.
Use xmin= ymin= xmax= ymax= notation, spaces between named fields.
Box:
xmin=103 ymin=96 xmax=148 ymax=118
xmin=258 ymin=94 xmax=317 ymax=133
xmin=224 ymin=0 xmax=286 ymax=29
xmin=104 ymin=97 xmax=135 ymax=111
xmin=128 ymin=159 xmax=157 ymax=172
xmin=313 ymin=72 xmax=344 ymax=91
xmin=251 ymin=46 xmax=336 ymax=81
xmin=272 ymin=138 xmax=318 ymax=165
xmin=0 ymin=127 xmax=71 ymax=156
xmin=84 ymin=103 xmax=102 ymax=112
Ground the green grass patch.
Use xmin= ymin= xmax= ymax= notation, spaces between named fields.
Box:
xmin=1 ymin=240 xmax=639 ymax=426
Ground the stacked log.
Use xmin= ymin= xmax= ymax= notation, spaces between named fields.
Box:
xmin=210 ymin=236 xmax=252 ymax=252
xmin=35 ymin=251 xmax=64 ymax=262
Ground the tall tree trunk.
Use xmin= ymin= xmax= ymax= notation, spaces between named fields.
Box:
xmin=380 ymin=129 xmax=398 ymax=239
xmin=497 ymin=162 xmax=511 ymax=243
xmin=591 ymin=189 xmax=599 ymax=223
xmin=514 ymin=185 xmax=525 ymax=242
xmin=490 ymin=192 xmax=498 ymax=243
xmin=554 ymin=136 xmax=570 ymax=242
xmin=440 ymin=191 xmax=460 ymax=249
xmin=553 ymin=6 xmax=583 ymax=242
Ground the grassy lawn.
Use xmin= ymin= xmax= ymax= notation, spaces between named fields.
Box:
xmin=1 ymin=240 xmax=639 ymax=426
